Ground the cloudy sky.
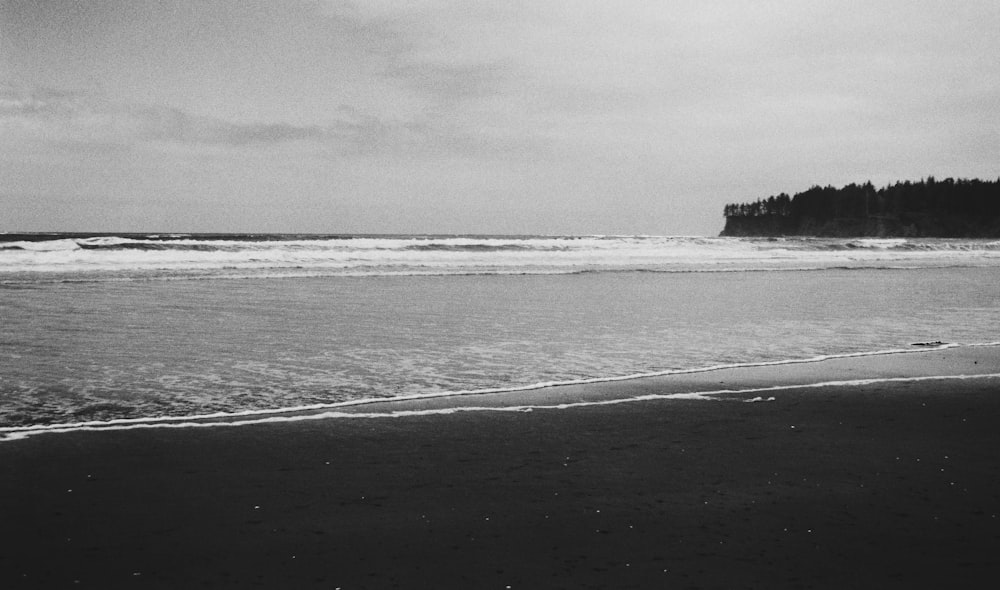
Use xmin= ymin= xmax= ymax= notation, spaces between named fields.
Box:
xmin=2 ymin=1 xmax=998 ymax=235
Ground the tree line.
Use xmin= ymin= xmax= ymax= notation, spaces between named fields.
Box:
xmin=721 ymin=177 xmax=1000 ymax=237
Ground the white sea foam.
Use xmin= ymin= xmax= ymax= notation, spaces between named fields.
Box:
xmin=4 ymin=372 xmax=999 ymax=442
xmin=3 ymin=343 xmax=994 ymax=442
xmin=3 ymin=235 xmax=1000 ymax=278
xmin=4 ymin=241 xmax=998 ymax=438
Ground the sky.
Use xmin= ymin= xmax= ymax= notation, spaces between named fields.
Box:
xmin=1 ymin=1 xmax=998 ymax=235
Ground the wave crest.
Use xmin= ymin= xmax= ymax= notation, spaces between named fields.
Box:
xmin=3 ymin=234 xmax=1000 ymax=279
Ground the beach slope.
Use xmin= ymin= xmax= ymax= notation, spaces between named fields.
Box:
xmin=2 ymin=346 xmax=999 ymax=588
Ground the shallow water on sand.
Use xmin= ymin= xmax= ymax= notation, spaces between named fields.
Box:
xmin=2 ymin=265 xmax=998 ymax=427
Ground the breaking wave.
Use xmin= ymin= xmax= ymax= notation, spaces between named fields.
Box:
xmin=3 ymin=234 xmax=1000 ymax=281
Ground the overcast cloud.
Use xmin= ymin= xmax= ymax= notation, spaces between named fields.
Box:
xmin=1 ymin=0 xmax=997 ymax=234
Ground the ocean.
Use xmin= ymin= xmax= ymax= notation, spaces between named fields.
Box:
xmin=2 ymin=233 xmax=999 ymax=433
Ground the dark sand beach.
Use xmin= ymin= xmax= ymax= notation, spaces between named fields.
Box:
xmin=3 ymin=347 xmax=1000 ymax=589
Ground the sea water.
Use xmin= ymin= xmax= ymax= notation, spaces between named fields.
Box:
xmin=2 ymin=234 xmax=999 ymax=428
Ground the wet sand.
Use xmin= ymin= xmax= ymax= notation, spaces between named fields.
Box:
xmin=2 ymin=347 xmax=1000 ymax=588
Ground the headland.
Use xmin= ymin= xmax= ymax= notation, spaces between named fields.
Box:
xmin=721 ymin=177 xmax=1000 ymax=237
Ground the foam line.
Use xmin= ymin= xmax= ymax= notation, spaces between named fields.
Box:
xmin=1 ymin=341 xmax=980 ymax=437
xmin=2 ymin=264 xmax=995 ymax=285
xmin=3 ymin=371 xmax=999 ymax=442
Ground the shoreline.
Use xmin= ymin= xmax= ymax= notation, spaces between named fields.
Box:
xmin=3 ymin=343 xmax=998 ymax=441
xmin=2 ymin=346 xmax=1000 ymax=588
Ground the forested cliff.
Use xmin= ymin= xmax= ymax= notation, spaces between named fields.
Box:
xmin=721 ymin=178 xmax=1000 ymax=237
